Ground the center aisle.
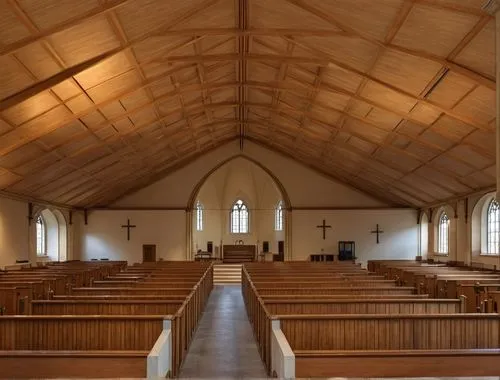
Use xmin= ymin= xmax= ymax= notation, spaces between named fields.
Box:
xmin=179 ymin=285 xmax=268 ymax=379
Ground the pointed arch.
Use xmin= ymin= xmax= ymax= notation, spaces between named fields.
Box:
xmin=230 ymin=199 xmax=249 ymax=233
xmin=487 ymin=199 xmax=500 ymax=254
xmin=437 ymin=211 xmax=450 ymax=254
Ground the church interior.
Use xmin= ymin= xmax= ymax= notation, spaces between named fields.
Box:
xmin=1 ymin=0 xmax=500 ymax=378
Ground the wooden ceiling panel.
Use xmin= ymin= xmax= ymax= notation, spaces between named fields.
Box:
xmin=311 ymin=0 xmax=403 ymax=40
xmin=414 ymin=166 xmax=472 ymax=194
xmin=431 ymin=154 xmax=476 ymax=177
xmin=426 ymin=71 xmax=476 ymax=108
xmin=343 ymin=119 xmax=390 ymax=145
xmin=0 ymin=4 xmax=31 ymax=45
xmin=397 ymin=120 xmax=426 ymax=138
xmin=447 ymin=145 xmax=493 ymax=170
xmin=314 ymin=91 xmax=350 ymax=112
xmin=0 ymin=56 xmax=34 ymax=100
xmin=51 ymin=80 xmax=82 ymax=101
xmin=37 ymin=121 xmax=84 ymax=149
xmin=299 ymin=36 xmax=379 ymax=73
xmin=360 ymin=81 xmax=418 ymax=113
xmin=463 ymin=170 xmax=496 ymax=189
xmin=86 ymin=69 xmax=142 ymax=104
xmin=452 ymin=86 xmax=496 ymax=125
xmin=404 ymin=141 xmax=441 ymax=162
xmin=75 ymin=52 xmax=134 ymax=90
xmin=14 ymin=42 xmax=62 ymax=81
xmin=418 ymin=129 xmax=455 ymax=150
xmin=321 ymin=66 xmax=363 ymax=94
xmin=375 ymin=148 xmax=421 ymax=172
xmin=0 ymin=168 xmax=22 ymax=189
xmin=2 ymin=91 xmax=60 ymax=126
xmin=429 ymin=115 xmax=476 ymax=143
xmin=18 ymin=0 xmax=100 ymax=30
xmin=371 ymin=49 xmax=443 ymax=96
xmin=250 ymin=0 xmax=338 ymax=30
xmin=392 ymin=4 xmax=480 ymax=57
xmin=180 ymin=0 xmax=235 ymax=29
xmin=454 ymin=18 xmax=495 ymax=78
xmin=10 ymin=151 xmax=60 ymax=178
xmin=0 ymin=143 xmax=43 ymax=170
xmin=464 ymin=129 xmax=496 ymax=153
xmin=400 ymin=174 xmax=455 ymax=199
xmin=48 ymin=17 xmax=121 ymax=66
xmin=409 ymin=103 xmax=442 ymax=125
xmin=347 ymin=136 xmax=377 ymax=154
xmin=364 ymin=108 xmax=403 ymax=131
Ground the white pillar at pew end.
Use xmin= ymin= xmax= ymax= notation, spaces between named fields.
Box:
xmin=483 ymin=0 xmax=500 ymax=200
xmin=147 ymin=319 xmax=172 ymax=379
xmin=271 ymin=320 xmax=295 ymax=379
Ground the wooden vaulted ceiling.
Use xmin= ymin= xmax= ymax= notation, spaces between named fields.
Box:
xmin=0 ymin=0 xmax=496 ymax=208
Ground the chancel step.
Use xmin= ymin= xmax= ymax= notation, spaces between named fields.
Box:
xmin=214 ymin=264 xmax=242 ymax=284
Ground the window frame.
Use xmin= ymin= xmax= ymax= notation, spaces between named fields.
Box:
xmin=195 ymin=201 xmax=204 ymax=232
xmin=36 ymin=215 xmax=47 ymax=256
xmin=275 ymin=200 xmax=284 ymax=231
xmin=230 ymin=199 xmax=249 ymax=234
xmin=487 ymin=199 xmax=500 ymax=255
xmin=437 ymin=212 xmax=450 ymax=255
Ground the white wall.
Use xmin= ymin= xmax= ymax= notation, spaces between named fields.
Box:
xmin=291 ymin=209 xmax=418 ymax=265
xmin=79 ymin=141 xmax=418 ymax=263
xmin=0 ymin=197 xmax=29 ymax=269
xmin=81 ymin=210 xmax=186 ymax=263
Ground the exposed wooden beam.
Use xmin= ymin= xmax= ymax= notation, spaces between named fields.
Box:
xmin=155 ymin=53 xmax=330 ymax=65
xmin=154 ymin=27 xmax=352 ymax=37
xmin=284 ymin=0 xmax=495 ymax=90
xmin=0 ymin=48 xmax=122 ymax=112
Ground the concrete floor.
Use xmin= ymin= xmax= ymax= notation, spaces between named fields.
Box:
xmin=179 ymin=285 xmax=269 ymax=379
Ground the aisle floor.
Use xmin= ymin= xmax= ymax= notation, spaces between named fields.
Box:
xmin=179 ymin=285 xmax=268 ymax=379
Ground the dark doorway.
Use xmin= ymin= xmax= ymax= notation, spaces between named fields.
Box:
xmin=142 ymin=244 xmax=157 ymax=262
xmin=277 ymin=241 xmax=285 ymax=261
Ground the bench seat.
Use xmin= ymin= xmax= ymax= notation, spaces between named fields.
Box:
xmin=294 ymin=349 xmax=500 ymax=378
xmin=0 ymin=350 xmax=148 ymax=378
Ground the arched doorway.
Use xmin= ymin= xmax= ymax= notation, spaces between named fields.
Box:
xmin=187 ymin=155 xmax=291 ymax=261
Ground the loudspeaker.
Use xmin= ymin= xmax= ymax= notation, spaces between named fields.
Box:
xmin=263 ymin=241 xmax=269 ymax=253
xmin=207 ymin=241 xmax=213 ymax=253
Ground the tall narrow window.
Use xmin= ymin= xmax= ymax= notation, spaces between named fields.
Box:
xmin=487 ymin=199 xmax=500 ymax=254
xmin=231 ymin=199 xmax=249 ymax=233
xmin=36 ymin=216 xmax=46 ymax=256
xmin=196 ymin=201 xmax=204 ymax=232
xmin=437 ymin=212 xmax=449 ymax=254
xmin=275 ymin=201 xmax=283 ymax=231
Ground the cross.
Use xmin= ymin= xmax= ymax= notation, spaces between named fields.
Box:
xmin=371 ymin=224 xmax=384 ymax=244
xmin=316 ymin=219 xmax=332 ymax=240
xmin=121 ymin=219 xmax=136 ymax=241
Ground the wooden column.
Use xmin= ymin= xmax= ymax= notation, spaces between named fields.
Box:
xmin=484 ymin=1 xmax=500 ymax=199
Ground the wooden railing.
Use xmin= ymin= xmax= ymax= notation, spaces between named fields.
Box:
xmin=170 ymin=263 xmax=213 ymax=377
xmin=242 ymin=266 xmax=273 ymax=374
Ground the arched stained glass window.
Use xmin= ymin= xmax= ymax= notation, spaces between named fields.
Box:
xmin=196 ymin=201 xmax=203 ymax=232
xmin=36 ymin=216 xmax=46 ymax=256
xmin=487 ymin=199 xmax=500 ymax=254
xmin=437 ymin=212 xmax=449 ymax=254
xmin=275 ymin=201 xmax=283 ymax=231
xmin=231 ymin=199 xmax=249 ymax=233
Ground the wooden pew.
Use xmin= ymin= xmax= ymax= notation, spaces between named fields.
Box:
xmin=0 ymin=287 xmax=32 ymax=315
xmin=257 ymin=286 xmax=416 ymax=296
xmin=264 ymin=298 xmax=463 ymax=314
xmin=32 ymin=300 xmax=183 ymax=315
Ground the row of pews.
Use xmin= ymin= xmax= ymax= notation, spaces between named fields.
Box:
xmin=0 ymin=260 xmax=213 ymax=378
xmin=369 ymin=259 xmax=500 ymax=312
xmin=242 ymin=261 xmax=500 ymax=378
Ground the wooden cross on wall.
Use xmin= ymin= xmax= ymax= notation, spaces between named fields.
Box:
xmin=121 ymin=219 xmax=136 ymax=241
xmin=316 ymin=219 xmax=332 ymax=240
xmin=371 ymin=224 xmax=384 ymax=244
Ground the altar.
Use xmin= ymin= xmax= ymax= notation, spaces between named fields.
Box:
xmin=222 ymin=245 xmax=256 ymax=263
